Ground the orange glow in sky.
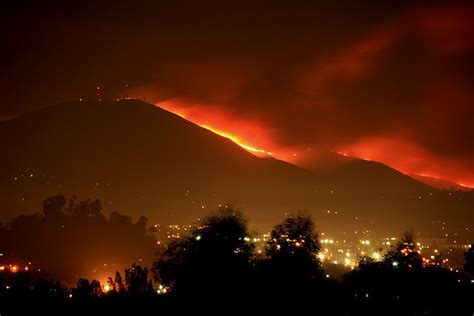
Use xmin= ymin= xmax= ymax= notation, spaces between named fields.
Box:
xmin=154 ymin=100 xmax=473 ymax=189
xmin=155 ymin=100 xmax=275 ymax=158
xmin=340 ymin=139 xmax=474 ymax=188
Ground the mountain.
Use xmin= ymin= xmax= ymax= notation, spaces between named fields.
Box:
xmin=0 ymin=100 xmax=472 ymax=237
xmin=305 ymin=153 xmax=432 ymax=197
xmin=0 ymin=100 xmax=319 ymax=228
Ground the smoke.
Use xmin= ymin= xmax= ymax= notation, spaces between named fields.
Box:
xmin=2 ymin=1 xmax=474 ymax=185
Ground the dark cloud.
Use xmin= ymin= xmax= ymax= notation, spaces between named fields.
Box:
xmin=1 ymin=1 xmax=474 ymax=185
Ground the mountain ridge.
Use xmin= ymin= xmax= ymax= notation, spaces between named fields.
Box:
xmin=1 ymin=99 xmax=472 ymax=237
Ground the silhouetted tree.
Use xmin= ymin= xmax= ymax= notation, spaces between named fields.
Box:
xmin=68 ymin=199 xmax=104 ymax=218
xmin=32 ymin=279 xmax=64 ymax=297
xmin=153 ymin=208 xmax=253 ymax=296
xmin=124 ymin=264 xmax=153 ymax=295
xmin=266 ymin=212 xmax=322 ymax=281
xmin=358 ymin=255 xmax=377 ymax=268
xmin=384 ymin=231 xmax=422 ymax=269
xmin=135 ymin=216 xmax=148 ymax=232
xmin=346 ymin=235 xmax=462 ymax=316
xmin=464 ymin=244 xmax=474 ymax=274
xmin=74 ymin=278 xmax=102 ymax=299
xmin=0 ymin=195 xmax=158 ymax=284
xmin=107 ymin=277 xmax=116 ymax=293
xmin=114 ymin=271 xmax=125 ymax=293
xmin=42 ymin=194 xmax=67 ymax=218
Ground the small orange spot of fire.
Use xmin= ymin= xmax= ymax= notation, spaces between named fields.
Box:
xmin=413 ymin=172 xmax=441 ymax=179
xmin=411 ymin=172 xmax=474 ymax=188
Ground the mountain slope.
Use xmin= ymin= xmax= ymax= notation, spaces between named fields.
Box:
xmin=0 ymin=100 xmax=472 ymax=236
xmin=0 ymin=100 xmax=319 ymax=227
xmin=320 ymin=159 xmax=432 ymax=198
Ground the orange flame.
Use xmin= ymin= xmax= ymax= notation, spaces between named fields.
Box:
xmin=200 ymin=124 xmax=272 ymax=156
xmin=153 ymin=100 xmax=473 ymax=189
xmin=155 ymin=100 xmax=273 ymax=157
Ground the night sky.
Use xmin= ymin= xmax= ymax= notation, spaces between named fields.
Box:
xmin=2 ymin=0 xmax=474 ymax=186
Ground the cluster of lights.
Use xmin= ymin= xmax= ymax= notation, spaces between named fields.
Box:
xmin=152 ymin=217 xmax=468 ymax=273
xmin=315 ymin=234 xmax=465 ymax=270
xmin=400 ymin=247 xmax=421 ymax=256
xmin=0 ymin=264 xmax=31 ymax=273
xmin=156 ymin=284 xmax=168 ymax=294
xmin=372 ymin=252 xmax=382 ymax=260
xmin=156 ymin=223 xmax=212 ymax=242
xmin=321 ymin=239 xmax=335 ymax=244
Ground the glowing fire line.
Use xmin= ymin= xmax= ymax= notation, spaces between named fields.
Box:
xmin=155 ymin=103 xmax=473 ymax=189
xmin=411 ymin=172 xmax=473 ymax=189
xmin=157 ymin=104 xmax=272 ymax=156
xmin=200 ymin=125 xmax=272 ymax=156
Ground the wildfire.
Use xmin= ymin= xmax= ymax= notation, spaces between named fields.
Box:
xmin=151 ymin=100 xmax=474 ymax=188
xmin=103 ymin=284 xmax=111 ymax=293
xmin=200 ymin=125 xmax=272 ymax=156
xmin=155 ymin=101 xmax=273 ymax=157
xmin=339 ymin=142 xmax=474 ymax=189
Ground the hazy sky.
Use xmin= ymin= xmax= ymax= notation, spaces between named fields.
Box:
xmin=2 ymin=0 xmax=474 ymax=186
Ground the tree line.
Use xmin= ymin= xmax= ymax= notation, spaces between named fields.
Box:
xmin=1 ymin=196 xmax=474 ymax=315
